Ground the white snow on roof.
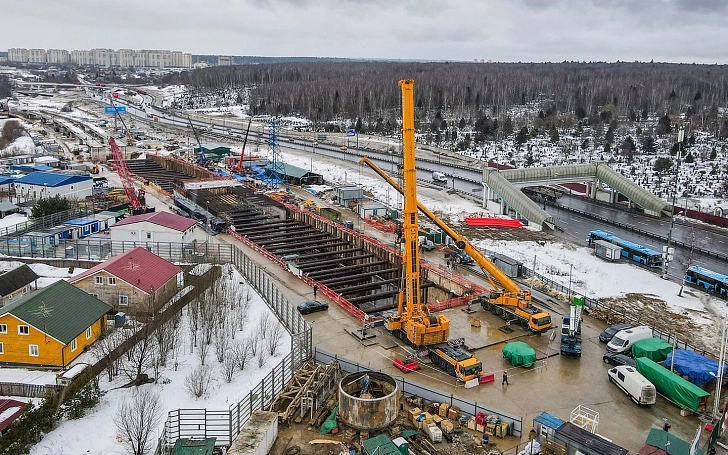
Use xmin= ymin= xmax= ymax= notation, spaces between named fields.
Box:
xmin=0 ymin=407 xmax=22 ymax=425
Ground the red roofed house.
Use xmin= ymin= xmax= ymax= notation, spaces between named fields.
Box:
xmin=110 ymin=211 xmax=197 ymax=244
xmin=0 ymin=399 xmax=28 ymax=436
xmin=68 ymin=247 xmax=181 ymax=314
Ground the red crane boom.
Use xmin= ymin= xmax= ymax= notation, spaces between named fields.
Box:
xmin=109 ymin=137 xmax=145 ymax=212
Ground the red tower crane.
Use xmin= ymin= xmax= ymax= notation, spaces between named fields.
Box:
xmin=109 ymin=137 xmax=147 ymax=214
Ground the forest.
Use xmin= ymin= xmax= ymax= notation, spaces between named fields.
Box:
xmin=161 ymin=61 xmax=728 ymax=136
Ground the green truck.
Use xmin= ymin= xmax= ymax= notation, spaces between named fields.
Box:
xmin=635 ymin=357 xmax=709 ymax=413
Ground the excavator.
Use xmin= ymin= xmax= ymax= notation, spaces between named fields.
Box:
xmin=359 ymin=159 xmax=552 ymax=334
xmin=388 ymin=80 xmax=481 ymax=383
xmin=231 ymin=119 xmax=253 ymax=174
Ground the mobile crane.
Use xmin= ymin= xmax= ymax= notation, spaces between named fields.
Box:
xmin=231 ymin=119 xmax=253 ymax=174
xmin=108 ymin=101 xmax=150 ymax=215
xmin=358 ymin=160 xmax=552 ymax=333
xmin=560 ymin=295 xmax=584 ymax=356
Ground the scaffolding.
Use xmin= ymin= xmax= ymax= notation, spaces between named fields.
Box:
xmin=266 ymin=120 xmax=285 ymax=188
xmin=570 ymin=405 xmax=599 ymax=434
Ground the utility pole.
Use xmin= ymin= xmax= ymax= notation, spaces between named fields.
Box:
xmin=662 ymin=127 xmax=684 ymax=280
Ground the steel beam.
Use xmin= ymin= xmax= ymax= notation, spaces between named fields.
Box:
xmin=269 ymin=240 xmax=349 ymax=255
xmin=319 ymin=267 xmax=400 ymax=285
xmin=307 ymin=260 xmax=389 ymax=278
xmin=259 ymin=233 xmax=329 ymax=247
xmin=298 ymin=254 xmax=376 ymax=272
xmin=296 ymin=247 xmax=364 ymax=261
xmin=335 ymin=279 xmax=400 ymax=294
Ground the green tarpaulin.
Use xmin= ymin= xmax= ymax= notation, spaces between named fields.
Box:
xmin=643 ymin=429 xmax=704 ymax=455
xmin=635 ymin=357 xmax=709 ymax=413
xmin=632 ymin=338 xmax=674 ymax=362
xmin=502 ymin=341 xmax=537 ymax=367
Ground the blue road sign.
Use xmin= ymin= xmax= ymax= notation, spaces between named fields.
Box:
xmin=104 ymin=105 xmax=126 ymax=114
xmin=346 ymin=129 xmax=356 ymax=137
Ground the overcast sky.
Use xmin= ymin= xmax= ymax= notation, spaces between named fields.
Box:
xmin=3 ymin=0 xmax=728 ymax=63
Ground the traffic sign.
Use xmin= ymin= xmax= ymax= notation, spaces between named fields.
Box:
xmin=104 ymin=105 xmax=126 ymax=114
xmin=346 ymin=129 xmax=356 ymax=137
xmin=112 ymin=92 xmax=119 ymax=99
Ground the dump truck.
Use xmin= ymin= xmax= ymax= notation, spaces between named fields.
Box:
xmin=427 ymin=342 xmax=482 ymax=382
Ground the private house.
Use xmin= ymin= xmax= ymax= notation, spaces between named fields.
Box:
xmin=68 ymin=247 xmax=181 ymax=313
xmin=13 ymin=171 xmax=93 ymax=201
xmin=0 ymin=264 xmax=39 ymax=307
xmin=110 ymin=211 xmax=197 ymax=243
xmin=0 ymin=280 xmax=111 ymax=367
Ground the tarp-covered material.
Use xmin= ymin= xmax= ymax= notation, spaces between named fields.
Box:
xmin=665 ymin=350 xmax=728 ymax=387
xmin=502 ymin=341 xmax=537 ymax=367
xmin=632 ymin=338 xmax=674 ymax=362
xmin=635 ymin=357 xmax=709 ymax=412
xmin=640 ymin=428 xmax=704 ymax=455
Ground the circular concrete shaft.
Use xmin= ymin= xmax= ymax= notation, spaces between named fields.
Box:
xmin=338 ymin=371 xmax=399 ymax=430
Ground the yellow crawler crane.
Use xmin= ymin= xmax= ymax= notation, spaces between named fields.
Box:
xmin=386 ymin=79 xmax=450 ymax=347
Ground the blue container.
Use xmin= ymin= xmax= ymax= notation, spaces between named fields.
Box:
xmin=114 ymin=312 xmax=127 ymax=328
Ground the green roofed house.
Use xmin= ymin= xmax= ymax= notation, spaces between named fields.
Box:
xmin=0 ymin=280 xmax=112 ymax=367
xmin=263 ymin=162 xmax=323 ymax=185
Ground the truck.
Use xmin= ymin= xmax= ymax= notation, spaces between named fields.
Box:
xmin=560 ymin=296 xmax=584 ymax=357
xmin=432 ymin=171 xmax=448 ymax=185
xmin=427 ymin=341 xmax=482 ymax=382
xmin=444 ymin=246 xmax=474 ymax=265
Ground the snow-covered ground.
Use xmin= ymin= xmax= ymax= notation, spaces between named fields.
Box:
xmin=474 ymin=238 xmax=726 ymax=350
xmin=281 ymin=150 xmax=486 ymax=217
xmin=0 ymin=213 xmax=29 ymax=229
xmin=30 ymin=265 xmax=291 ymax=455
xmin=0 ymin=261 xmax=87 ymax=288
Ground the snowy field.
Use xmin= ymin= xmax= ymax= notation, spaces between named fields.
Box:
xmin=0 ymin=261 xmax=87 ymax=288
xmin=30 ymin=265 xmax=291 ymax=455
xmin=474 ymin=238 xmax=726 ymax=351
xmin=281 ymin=150 xmax=486 ymax=217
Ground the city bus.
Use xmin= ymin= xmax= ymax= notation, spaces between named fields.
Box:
xmin=684 ymin=265 xmax=728 ymax=299
xmin=587 ymin=230 xmax=663 ymax=268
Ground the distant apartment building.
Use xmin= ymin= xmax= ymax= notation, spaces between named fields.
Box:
xmin=7 ymin=47 xmax=193 ymax=68
xmin=8 ymin=48 xmax=29 ymax=62
xmin=47 ymin=49 xmax=70 ymax=64
xmin=218 ymin=55 xmax=234 ymax=66
xmin=28 ymin=49 xmax=47 ymax=64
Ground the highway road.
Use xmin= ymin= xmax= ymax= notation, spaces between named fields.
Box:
xmin=107 ymin=94 xmax=728 ymax=279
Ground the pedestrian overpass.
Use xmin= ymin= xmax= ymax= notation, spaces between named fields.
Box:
xmin=482 ymin=163 xmax=672 ymax=230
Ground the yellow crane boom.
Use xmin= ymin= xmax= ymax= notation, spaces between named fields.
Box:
xmin=358 ymin=155 xmax=552 ymax=332
xmin=386 ymin=80 xmax=449 ymax=347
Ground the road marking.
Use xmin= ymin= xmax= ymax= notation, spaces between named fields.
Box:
xmin=719 ymin=240 xmax=725 ymax=244
xmin=570 ymin=218 xmax=580 ymax=223
xmin=636 ymin=221 xmax=649 ymax=225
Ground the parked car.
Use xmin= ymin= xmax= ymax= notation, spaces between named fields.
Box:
xmin=297 ymin=300 xmax=329 ymax=315
xmin=599 ymin=323 xmax=633 ymax=343
xmin=602 ymin=352 xmax=637 ymax=367
xmin=608 ymin=366 xmax=657 ymax=405
xmin=607 ymin=326 xmax=653 ymax=354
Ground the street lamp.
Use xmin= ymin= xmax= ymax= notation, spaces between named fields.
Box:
xmin=662 ymin=127 xmax=684 ymax=280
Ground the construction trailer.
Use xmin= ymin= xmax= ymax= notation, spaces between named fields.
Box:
xmin=553 ymin=422 xmax=628 ymax=455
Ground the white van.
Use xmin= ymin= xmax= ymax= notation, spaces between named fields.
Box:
xmin=608 ymin=365 xmax=656 ymax=405
xmin=606 ymin=325 xmax=652 ymax=354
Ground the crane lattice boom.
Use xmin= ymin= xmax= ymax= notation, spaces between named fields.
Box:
xmin=109 ymin=137 xmax=142 ymax=210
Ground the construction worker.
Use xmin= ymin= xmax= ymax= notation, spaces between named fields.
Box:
xmin=502 ymin=370 xmax=509 ymax=385
xmin=313 ymin=284 xmax=319 ymax=299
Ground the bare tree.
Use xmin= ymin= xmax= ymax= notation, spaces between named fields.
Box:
xmin=221 ymin=353 xmax=237 ymax=383
xmin=196 ymin=332 xmax=210 ymax=366
xmin=121 ymin=327 xmax=155 ymax=381
xmin=213 ymin=315 xmax=230 ymax=363
xmin=257 ymin=313 xmax=272 ymax=340
xmin=257 ymin=347 xmax=269 ymax=368
xmin=266 ymin=323 xmax=285 ymax=357
xmin=114 ymin=388 xmax=162 ymax=455
xmin=185 ymin=365 xmax=212 ymax=398
xmin=93 ymin=329 xmax=123 ymax=382
xmin=232 ymin=339 xmax=251 ymax=371
xmin=187 ymin=301 xmax=200 ymax=351
xmin=247 ymin=332 xmax=259 ymax=357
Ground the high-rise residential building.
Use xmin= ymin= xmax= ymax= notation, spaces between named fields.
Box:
xmin=8 ymin=48 xmax=29 ymax=62
xmin=218 ymin=56 xmax=234 ymax=66
xmin=47 ymin=49 xmax=70 ymax=64
xmin=28 ymin=49 xmax=47 ymax=63
xmin=5 ymin=47 xmax=193 ymax=68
